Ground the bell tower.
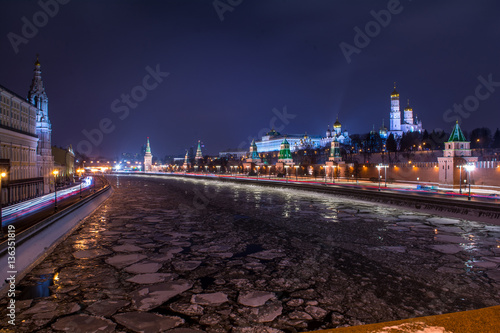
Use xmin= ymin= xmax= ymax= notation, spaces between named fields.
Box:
xmin=28 ymin=55 xmax=54 ymax=193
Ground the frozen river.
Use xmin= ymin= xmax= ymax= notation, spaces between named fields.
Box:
xmin=2 ymin=174 xmax=500 ymax=332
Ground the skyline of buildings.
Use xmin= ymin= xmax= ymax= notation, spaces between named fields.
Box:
xmin=0 ymin=56 xmax=55 ymax=205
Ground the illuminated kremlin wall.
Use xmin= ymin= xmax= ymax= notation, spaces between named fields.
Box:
xmin=331 ymin=161 xmax=500 ymax=188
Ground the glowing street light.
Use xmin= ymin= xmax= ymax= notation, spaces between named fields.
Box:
xmin=77 ymin=168 xmax=85 ymax=198
xmin=53 ymin=170 xmax=59 ymax=211
xmin=376 ymin=164 xmax=388 ymax=191
xmin=294 ymin=165 xmax=299 ymax=181
xmin=285 ymin=165 xmax=290 ymax=183
xmin=465 ymin=163 xmax=475 ymax=201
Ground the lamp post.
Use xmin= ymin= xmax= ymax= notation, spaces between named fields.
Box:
xmin=285 ymin=165 xmax=289 ymax=183
xmin=256 ymin=166 xmax=259 ymax=181
xmin=384 ymin=165 xmax=387 ymax=187
xmin=324 ymin=165 xmax=328 ymax=184
xmin=459 ymin=164 xmax=463 ymax=194
xmin=53 ymin=170 xmax=59 ymax=211
xmin=0 ymin=172 xmax=6 ymax=238
xmin=332 ymin=166 xmax=336 ymax=183
xmin=376 ymin=164 xmax=381 ymax=191
xmin=465 ymin=163 xmax=475 ymax=201
xmin=77 ymin=168 xmax=84 ymax=198
xmin=376 ymin=164 xmax=388 ymax=191
xmin=295 ymin=165 xmax=299 ymax=181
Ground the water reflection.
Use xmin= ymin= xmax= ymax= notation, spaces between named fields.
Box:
xmin=18 ymin=274 xmax=57 ymax=300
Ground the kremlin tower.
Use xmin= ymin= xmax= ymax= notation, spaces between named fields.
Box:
xmin=144 ymin=137 xmax=152 ymax=172
xmin=195 ymin=141 xmax=203 ymax=161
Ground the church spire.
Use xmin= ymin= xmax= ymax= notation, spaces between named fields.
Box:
xmin=28 ymin=54 xmax=48 ymax=114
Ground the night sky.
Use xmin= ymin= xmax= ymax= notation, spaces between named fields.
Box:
xmin=1 ymin=0 xmax=499 ymax=158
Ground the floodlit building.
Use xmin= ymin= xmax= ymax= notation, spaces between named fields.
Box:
xmin=321 ymin=116 xmax=351 ymax=146
xmin=144 ymin=137 xmax=153 ymax=172
xmin=52 ymin=145 xmax=75 ymax=183
xmin=195 ymin=140 xmax=203 ymax=161
xmin=389 ymin=84 xmax=423 ymax=138
xmin=246 ymin=139 xmax=261 ymax=163
xmin=438 ymin=121 xmax=478 ymax=187
xmin=0 ymin=56 xmax=55 ymax=204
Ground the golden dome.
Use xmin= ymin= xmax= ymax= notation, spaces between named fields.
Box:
xmin=333 ymin=119 xmax=341 ymax=128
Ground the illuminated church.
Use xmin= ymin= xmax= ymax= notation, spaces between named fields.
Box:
xmin=321 ymin=116 xmax=351 ymax=146
xmin=388 ymin=84 xmax=423 ymax=138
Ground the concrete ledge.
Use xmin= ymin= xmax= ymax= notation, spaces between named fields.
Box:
xmin=312 ymin=305 xmax=500 ymax=333
xmin=0 ymin=186 xmax=112 ymax=293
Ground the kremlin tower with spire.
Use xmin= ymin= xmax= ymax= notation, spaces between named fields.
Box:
xmin=144 ymin=137 xmax=153 ymax=172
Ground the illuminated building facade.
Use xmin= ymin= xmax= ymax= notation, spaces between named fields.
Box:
xmin=321 ymin=116 xmax=351 ymax=146
xmin=0 ymin=56 xmax=54 ymax=204
xmin=438 ymin=122 xmax=478 ymax=187
xmin=389 ymin=84 xmax=423 ymax=138
xmin=144 ymin=137 xmax=152 ymax=172
xmin=195 ymin=140 xmax=203 ymax=161
xmin=246 ymin=139 xmax=261 ymax=163
xmin=52 ymin=145 xmax=75 ymax=182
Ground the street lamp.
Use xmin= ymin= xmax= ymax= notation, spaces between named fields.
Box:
xmin=256 ymin=166 xmax=259 ymax=180
xmin=458 ymin=164 xmax=463 ymax=194
xmin=384 ymin=165 xmax=388 ymax=187
xmin=376 ymin=164 xmax=381 ymax=191
xmin=465 ymin=163 xmax=475 ymax=201
xmin=77 ymin=168 xmax=84 ymax=198
xmin=332 ymin=166 xmax=336 ymax=183
xmin=285 ymin=165 xmax=289 ymax=183
xmin=324 ymin=165 xmax=328 ymax=184
xmin=376 ymin=164 xmax=388 ymax=190
xmin=294 ymin=165 xmax=299 ymax=181
xmin=53 ymin=170 xmax=59 ymax=211
xmin=0 ymin=172 xmax=7 ymax=238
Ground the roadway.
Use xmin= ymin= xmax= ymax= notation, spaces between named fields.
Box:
xmin=0 ymin=175 xmax=106 ymax=239
xmin=135 ymin=171 xmax=500 ymax=204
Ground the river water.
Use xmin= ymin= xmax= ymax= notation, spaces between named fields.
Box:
xmin=3 ymin=174 xmax=500 ymax=332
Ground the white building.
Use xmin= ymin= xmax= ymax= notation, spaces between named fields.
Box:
xmin=321 ymin=116 xmax=351 ymax=147
xmin=255 ymin=129 xmax=322 ymax=153
xmin=388 ymin=84 xmax=423 ymax=138
xmin=0 ymin=56 xmax=54 ymax=204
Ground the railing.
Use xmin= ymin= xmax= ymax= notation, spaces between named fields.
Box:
xmin=0 ymin=176 xmax=110 ymax=253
